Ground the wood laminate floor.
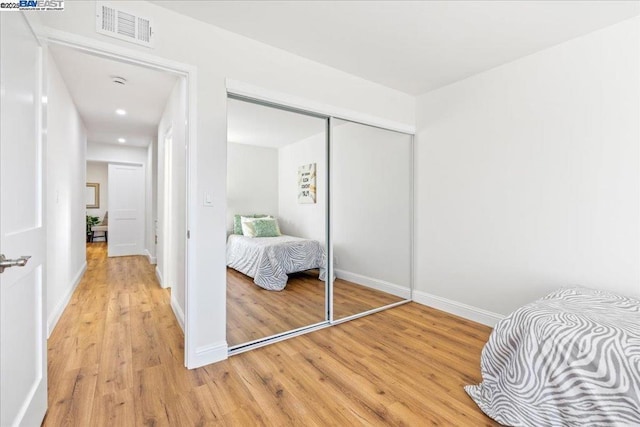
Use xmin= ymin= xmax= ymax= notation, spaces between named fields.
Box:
xmin=44 ymin=242 xmax=499 ymax=426
xmin=227 ymin=267 xmax=405 ymax=347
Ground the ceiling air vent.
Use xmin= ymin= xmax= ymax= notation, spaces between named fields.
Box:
xmin=96 ymin=2 xmax=154 ymax=48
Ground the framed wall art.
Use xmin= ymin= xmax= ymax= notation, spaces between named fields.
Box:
xmin=86 ymin=182 xmax=100 ymax=209
xmin=298 ymin=163 xmax=316 ymax=204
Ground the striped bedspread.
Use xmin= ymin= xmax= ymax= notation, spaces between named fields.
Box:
xmin=226 ymin=234 xmax=327 ymax=291
xmin=466 ymin=287 xmax=640 ymax=426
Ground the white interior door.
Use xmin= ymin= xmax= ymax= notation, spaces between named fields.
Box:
xmin=0 ymin=12 xmax=48 ymax=427
xmin=108 ymin=164 xmax=145 ymax=257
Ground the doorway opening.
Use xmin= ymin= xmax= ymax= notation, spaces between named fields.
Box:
xmin=45 ymin=39 xmax=192 ymax=366
xmin=86 ymin=161 xmax=109 ymax=246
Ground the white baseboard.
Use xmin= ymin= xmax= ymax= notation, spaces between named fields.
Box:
xmin=170 ymin=294 xmax=185 ymax=332
xmin=412 ymin=290 xmax=504 ymax=327
xmin=144 ymin=249 xmax=157 ymax=265
xmin=155 ymin=266 xmax=163 ymax=287
xmin=47 ymin=261 xmax=87 ymax=338
xmin=335 ymin=269 xmax=411 ymax=299
xmin=187 ymin=341 xmax=228 ymax=369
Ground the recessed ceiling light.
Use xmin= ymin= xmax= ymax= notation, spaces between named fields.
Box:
xmin=115 ymin=109 xmax=126 ymax=115
xmin=118 ymin=138 xmax=126 ymax=143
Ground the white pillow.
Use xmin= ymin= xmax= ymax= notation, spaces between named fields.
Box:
xmin=241 ymin=216 xmax=258 ymax=237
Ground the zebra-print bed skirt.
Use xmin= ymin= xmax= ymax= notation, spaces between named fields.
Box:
xmin=466 ymin=287 xmax=640 ymax=426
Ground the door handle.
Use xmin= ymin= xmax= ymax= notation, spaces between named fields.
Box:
xmin=0 ymin=254 xmax=31 ymax=273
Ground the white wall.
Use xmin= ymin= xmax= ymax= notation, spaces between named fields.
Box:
xmin=86 ymin=141 xmax=147 ymax=164
xmin=86 ymin=161 xmax=108 ymax=220
xmin=157 ymin=78 xmax=187 ymax=327
xmin=227 ymin=142 xmax=279 ymax=232
xmin=415 ymin=17 xmax=640 ymax=323
xmin=332 ymin=121 xmax=412 ymax=294
xmin=278 ymin=133 xmax=326 ymax=243
xmin=39 ymin=1 xmax=415 ymax=367
xmin=46 ymin=51 xmax=87 ymax=336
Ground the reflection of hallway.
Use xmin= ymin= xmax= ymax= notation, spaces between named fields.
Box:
xmin=45 ymin=244 xmax=496 ymax=425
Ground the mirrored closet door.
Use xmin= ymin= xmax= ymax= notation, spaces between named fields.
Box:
xmin=226 ymin=97 xmax=328 ymax=349
xmin=330 ymin=118 xmax=413 ymax=321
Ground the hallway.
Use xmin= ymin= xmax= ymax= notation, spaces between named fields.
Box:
xmin=44 ymin=243 xmax=496 ymax=426
xmin=44 ymin=243 xmax=191 ymax=425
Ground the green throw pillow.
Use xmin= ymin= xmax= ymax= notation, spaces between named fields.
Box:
xmin=233 ymin=214 xmax=270 ymax=234
xmin=253 ymin=218 xmax=281 ymax=237
xmin=233 ymin=214 xmax=244 ymax=235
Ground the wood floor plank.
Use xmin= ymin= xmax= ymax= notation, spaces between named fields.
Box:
xmin=44 ymin=242 xmax=499 ymax=426
xmin=229 ymin=352 xmax=319 ymax=426
xmin=133 ymin=365 xmax=175 ymax=427
xmin=44 ymin=365 xmax=98 ymax=427
xmin=89 ymin=388 xmax=136 ymax=426
xmin=130 ymin=310 xmax=162 ymax=372
xmin=256 ymin=345 xmax=356 ymax=426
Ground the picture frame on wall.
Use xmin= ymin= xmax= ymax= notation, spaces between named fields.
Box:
xmin=298 ymin=163 xmax=316 ymax=204
xmin=86 ymin=182 xmax=100 ymax=209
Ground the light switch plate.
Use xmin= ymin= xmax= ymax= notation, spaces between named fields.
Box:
xmin=203 ymin=192 xmax=214 ymax=207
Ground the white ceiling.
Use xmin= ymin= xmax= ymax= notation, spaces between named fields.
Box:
xmin=153 ymin=0 xmax=640 ymax=95
xmin=49 ymin=44 xmax=177 ymax=147
xmin=228 ymin=98 xmax=326 ymax=148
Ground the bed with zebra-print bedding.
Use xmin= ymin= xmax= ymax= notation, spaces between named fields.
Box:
xmin=226 ymin=234 xmax=327 ymax=291
xmin=466 ymin=287 xmax=640 ymax=426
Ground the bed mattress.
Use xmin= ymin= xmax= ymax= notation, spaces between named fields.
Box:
xmin=226 ymin=234 xmax=327 ymax=291
xmin=466 ymin=287 xmax=640 ymax=426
